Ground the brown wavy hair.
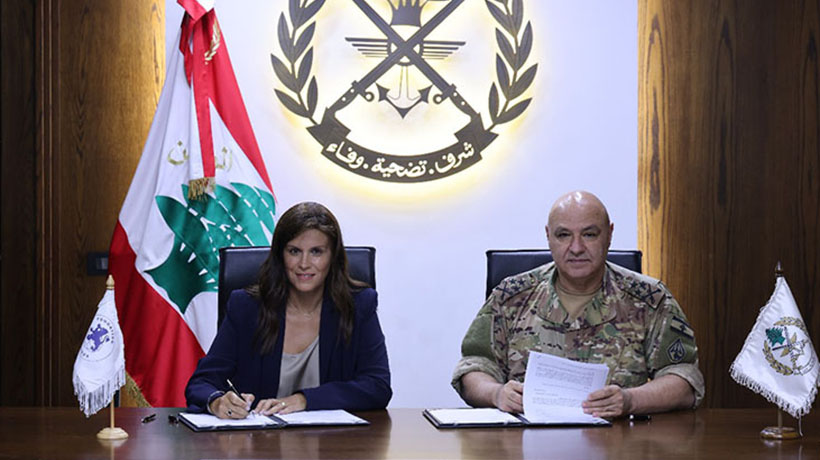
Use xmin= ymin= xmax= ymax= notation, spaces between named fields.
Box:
xmin=247 ymin=202 xmax=367 ymax=354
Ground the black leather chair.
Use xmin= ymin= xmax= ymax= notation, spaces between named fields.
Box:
xmin=485 ymin=249 xmax=642 ymax=298
xmin=217 ymin=246 xmax=376 ymax=327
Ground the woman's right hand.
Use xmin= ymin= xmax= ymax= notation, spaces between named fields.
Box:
xmin=209 ymin=392 xmax=255 ymax=419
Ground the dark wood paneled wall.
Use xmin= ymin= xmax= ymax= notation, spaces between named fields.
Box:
xmin=0 ymin=0 xmax=164 ymax=406
xmin=1 ymin=0 xmax=38 ymax=406
xmin=639 ymin=0 xmax=820 ymax=409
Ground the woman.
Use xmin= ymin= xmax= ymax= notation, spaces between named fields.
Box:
xmin=185 ymin=202 xmax=392 ymax=418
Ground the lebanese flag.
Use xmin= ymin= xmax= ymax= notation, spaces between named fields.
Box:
xmin=109 ymin=0 xmax=276 ymax=407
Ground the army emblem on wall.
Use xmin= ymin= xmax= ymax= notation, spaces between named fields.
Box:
xmin=271 ymin=0 xmax=537 ymax=182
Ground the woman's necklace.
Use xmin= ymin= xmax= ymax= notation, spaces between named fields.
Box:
xmin=287 ymin=299 xmax=322 ymax=318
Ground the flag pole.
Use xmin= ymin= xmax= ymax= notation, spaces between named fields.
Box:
xmin=759 ymin=263 xmax=801 ymax=440
xmin=96 ymin=398 xmax=128 ymax=441
xmin=96 ymin=276 xmax=129 ymax=441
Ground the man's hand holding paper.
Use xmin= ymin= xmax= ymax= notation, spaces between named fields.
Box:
xmin=582 ymin=384 xmax=632 ymax=418
xmin=452 ymin=192 xmax=704 ymax=415
xmin=493 ymin=380 xmax=524 ymax=413
xmin=522 ymin=351 xmax=610 ymax=425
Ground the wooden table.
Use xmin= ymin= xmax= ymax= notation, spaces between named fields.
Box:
xmin=0 ymin=407 xmax=818 ymax=459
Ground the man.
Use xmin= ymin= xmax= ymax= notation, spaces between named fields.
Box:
xmin=452 ymin=191 xmax=704 ymax=417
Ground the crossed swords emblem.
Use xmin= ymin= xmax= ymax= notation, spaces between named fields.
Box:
xmin=770 ymin=328 xmax=808 ymax=362
xmin=305 ymin=0 xmax=499 ymax=182
xmin=329 ymin=0 xmax=478 ymax=120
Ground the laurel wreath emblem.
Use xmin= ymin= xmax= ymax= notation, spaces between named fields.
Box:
xmin=271 ymin=1 xmax=537 ymax=182
xmin=764 ymin=341 xmax=795 ymax=375
xmin=775 ymin=317 xmax=810 ymax=334
xmin=763 ymin=317 xmax=813 ymax=376
xmin=271 ymin=0 xmax=326 ymax=126
xmin=272 ymin=0 xmax=536 ymax=126
xmin=485 ymin=0 xmax=537 ymax=128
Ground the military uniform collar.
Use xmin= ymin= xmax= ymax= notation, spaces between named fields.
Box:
xmin=537 ymin=264 xmax=618 ymax=329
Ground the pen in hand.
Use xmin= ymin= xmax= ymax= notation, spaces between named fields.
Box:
xmin=224 ymin=379 xmax=253 ymax=418
xmin=226 ymin=378 xmax=248 ymax=404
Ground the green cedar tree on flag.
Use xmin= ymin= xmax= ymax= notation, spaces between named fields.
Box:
xmin=108 ymin=0 xmax=275 ymax=406
xmin=730 ymin=275 xmax=820 ymax=418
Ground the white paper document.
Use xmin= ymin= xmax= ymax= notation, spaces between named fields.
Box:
xmin=277 ymin=409 xmax=368 ymax=426
xmin=178 ymin=409 xmax=367 ymax=431
xmin=424 ymin=408 xmax=523 ymax=427
xmin=522 ymin=351 xmax=610 ymax=425
xmin=179 ymin=411 xmax=280 ymax=430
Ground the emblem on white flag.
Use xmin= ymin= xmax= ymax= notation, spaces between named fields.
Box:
xmin=730 ymin=276 xmax=820 ymax=418
xmin=72 ymin=280 xmax=126 ymax=417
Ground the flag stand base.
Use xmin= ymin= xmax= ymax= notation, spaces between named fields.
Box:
xmin=760 ymin=426 xmax=800 ymax=440
xmin=97 ymin=427 xmax=129 ymax=440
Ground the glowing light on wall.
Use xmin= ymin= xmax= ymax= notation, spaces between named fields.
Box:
xmin=270 ymin=0 xmax=542 ymax=201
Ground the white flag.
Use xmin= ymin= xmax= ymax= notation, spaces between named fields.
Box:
xmin=73 ymin=285 xmax=125 ymax=417
xmin=730 ymin=276 xmax=820 ymax=417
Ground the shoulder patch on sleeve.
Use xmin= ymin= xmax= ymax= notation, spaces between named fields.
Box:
xmin=667 ymin=338 xmax=686 ymax=363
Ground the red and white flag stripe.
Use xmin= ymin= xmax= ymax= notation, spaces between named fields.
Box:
xmin=109 ymin=0 xmax=274 ymax=407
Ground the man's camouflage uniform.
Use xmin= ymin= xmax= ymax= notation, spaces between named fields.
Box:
xmin=452 ymin=262 xmax=705 ymax=406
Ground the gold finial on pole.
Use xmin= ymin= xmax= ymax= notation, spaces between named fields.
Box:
xmin=106 ymin=274 xmax=115 ymax=290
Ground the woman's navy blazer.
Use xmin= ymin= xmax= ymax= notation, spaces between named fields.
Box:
xmin=185 ymin=288 xmax=392 ymax=412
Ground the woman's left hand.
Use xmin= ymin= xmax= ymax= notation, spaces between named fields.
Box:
xmin=254 ymin=393 xmax=307 ymax=415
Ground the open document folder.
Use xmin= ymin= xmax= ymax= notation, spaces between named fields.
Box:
xmin=179 ymin=409 xmax=369 ymax=432
xmin=425 ymin=352 xmax=611 ymax=428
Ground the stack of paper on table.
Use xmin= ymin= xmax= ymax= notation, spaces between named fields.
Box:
xmin=425 ymin=352 xmax=610 ymax=428
xmin=179 ymin=409 xmax=368 ymax=432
